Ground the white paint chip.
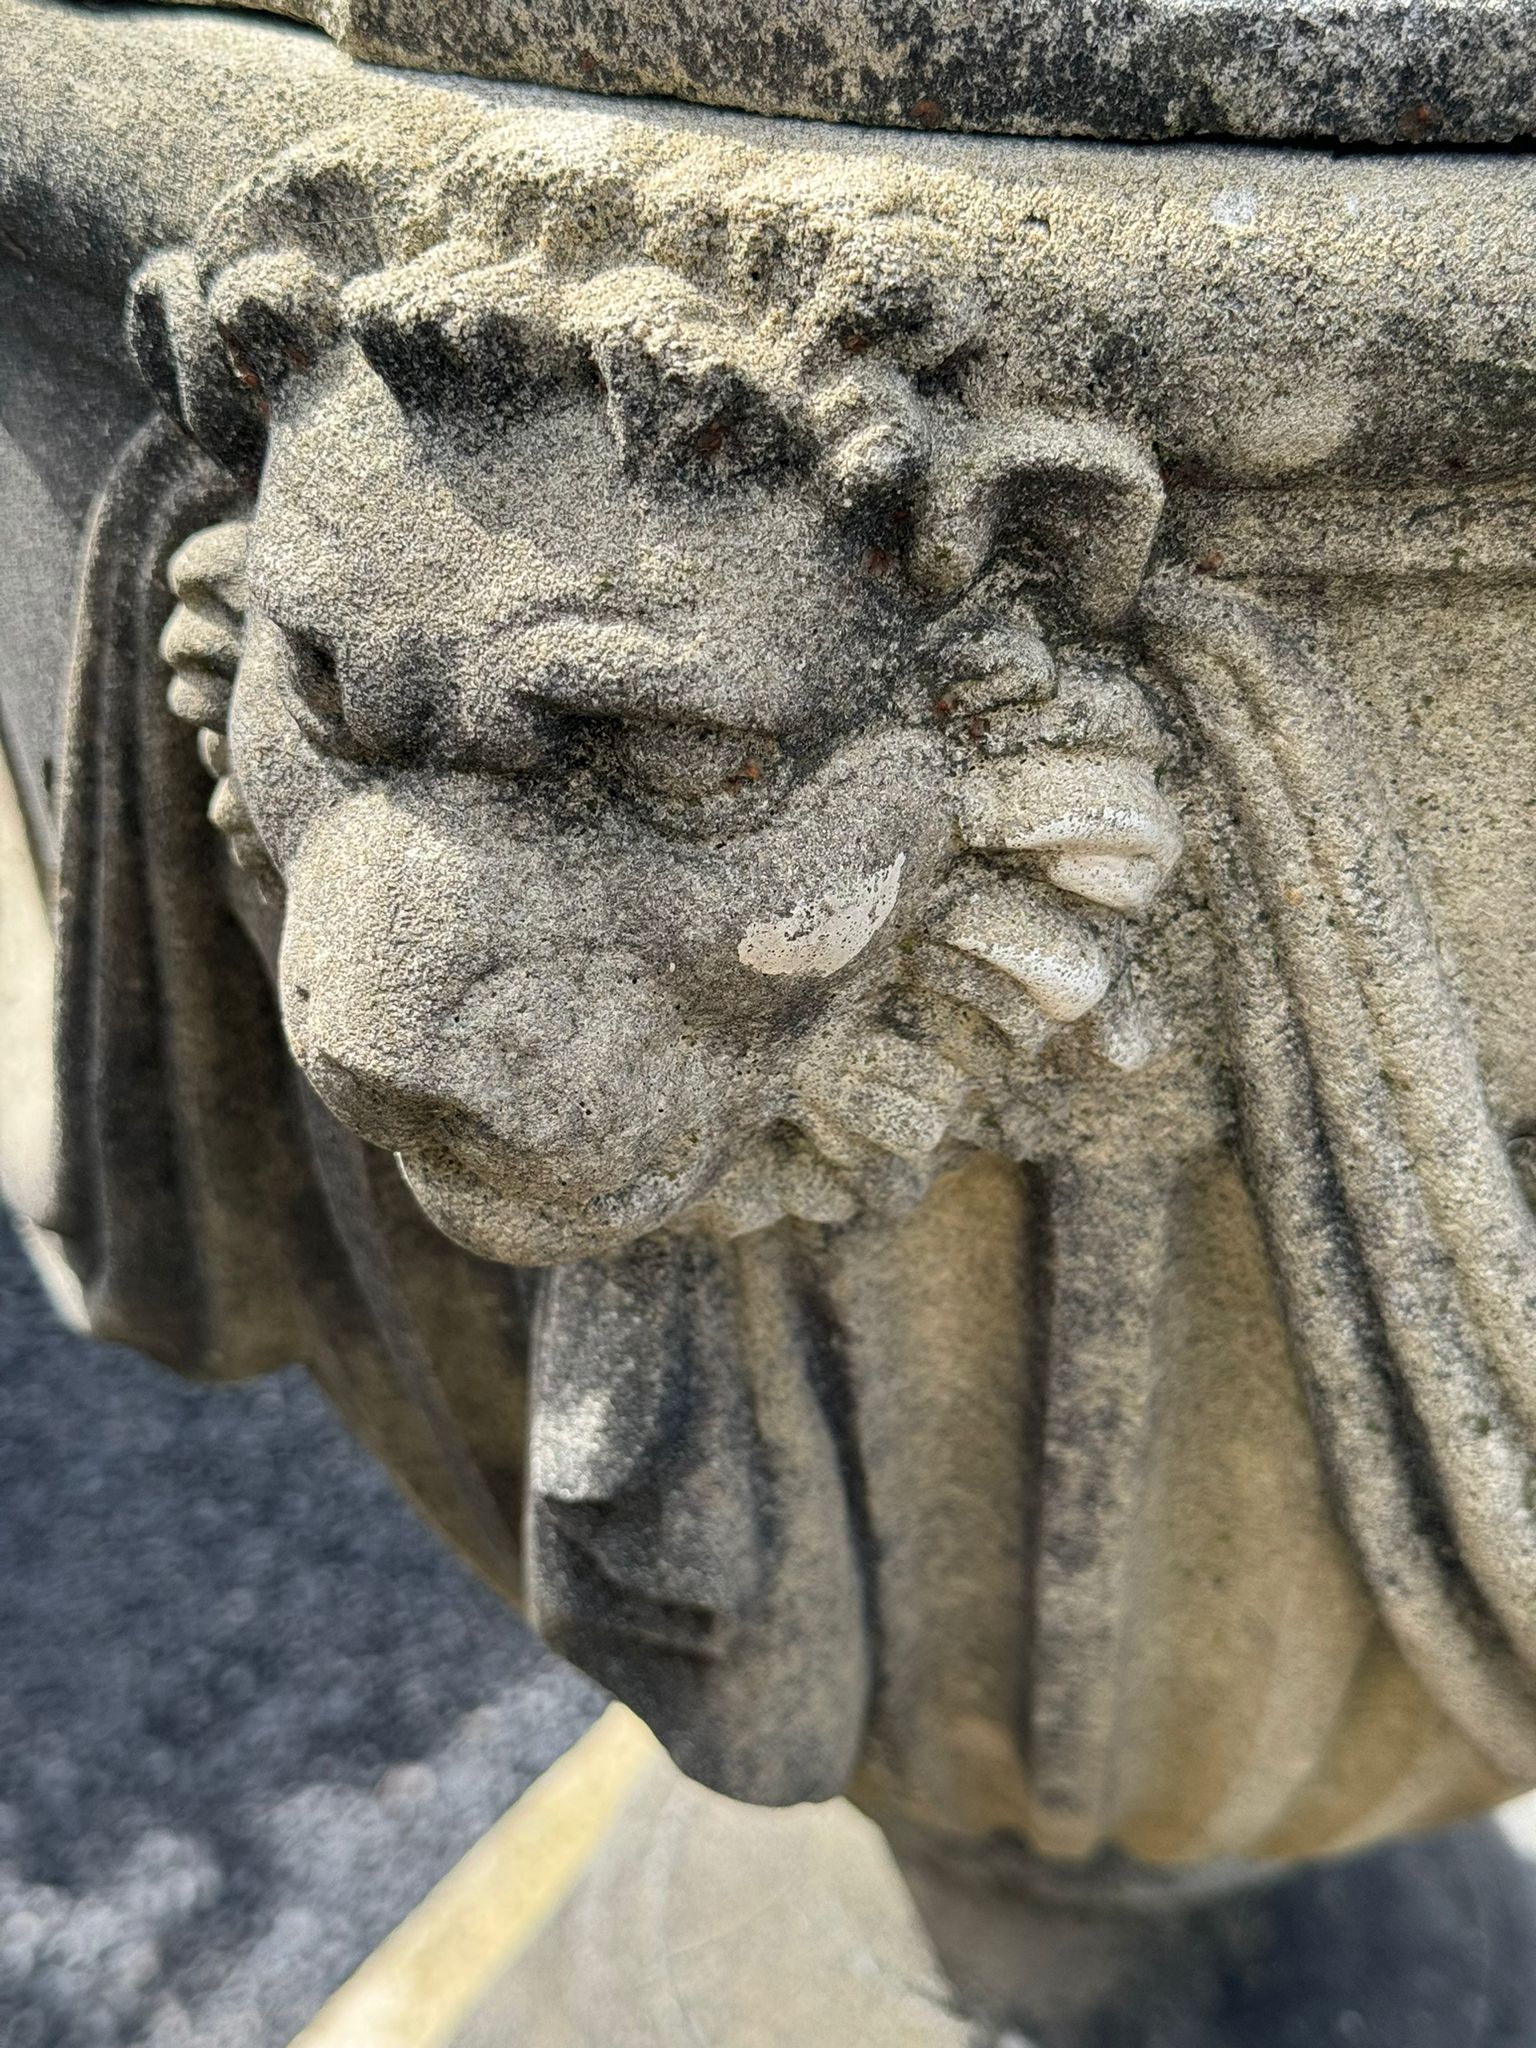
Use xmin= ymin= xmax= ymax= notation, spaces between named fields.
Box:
xmin=738 ymin=853 xmax=906 ymax=978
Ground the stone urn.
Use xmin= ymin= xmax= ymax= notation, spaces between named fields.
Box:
xmin=2 ymin=0 xmax=1536 ymax=2037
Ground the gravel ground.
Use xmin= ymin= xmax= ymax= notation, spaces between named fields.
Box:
xmin=0 ymin=1208 xmax=600 ymax=2048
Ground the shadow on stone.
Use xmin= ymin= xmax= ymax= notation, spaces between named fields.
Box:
xmin=895 ymin=1818 xmax=1536 ymax=2047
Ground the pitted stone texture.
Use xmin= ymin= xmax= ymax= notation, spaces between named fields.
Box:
xmin=89 ymin=0 xmax=1536 ymax=147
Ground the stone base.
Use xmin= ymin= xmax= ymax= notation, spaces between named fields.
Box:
xmin=444 ymin=1751 xmax=1536 ymax=2048
xmin=444 ymin=1756 xmax=982 ymax=2047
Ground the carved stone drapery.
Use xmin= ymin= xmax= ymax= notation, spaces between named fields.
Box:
xmin=5 ymin=0 xmax=1536 ymax=1925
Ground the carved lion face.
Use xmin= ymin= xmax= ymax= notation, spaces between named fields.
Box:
xmin=238 ymin=351 xmax=964 ymax=1259
xmin=144 ymin=119 xmax=1183 ymax=1265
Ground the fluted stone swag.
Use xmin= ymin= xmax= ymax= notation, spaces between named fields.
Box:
xmin=3 ymin=0 xmax=1536 ymax=1935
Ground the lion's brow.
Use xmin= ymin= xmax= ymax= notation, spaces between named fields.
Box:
xmin=486 ymin=618 xmax=812 ymax=732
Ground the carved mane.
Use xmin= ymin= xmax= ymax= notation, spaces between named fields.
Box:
xmin=128 ymin=116 xmax=1162 ymax=612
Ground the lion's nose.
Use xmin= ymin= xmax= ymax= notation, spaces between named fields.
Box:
xmin=300 ymin=1042 xmax=476 ymax=1155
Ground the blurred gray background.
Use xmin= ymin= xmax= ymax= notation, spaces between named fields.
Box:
xmin=0 ymin=1208 xmax=600 ymax=2048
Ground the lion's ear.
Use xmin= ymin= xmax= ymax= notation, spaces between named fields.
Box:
xmin=126 ymin=247 xmax=267 ymax=477
xmin=908 ymin=415 xmax=1164 ymax=626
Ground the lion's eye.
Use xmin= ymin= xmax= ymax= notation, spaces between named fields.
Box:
xmin=602 ymin=720 xmax=778 ymax=801
xmin=276 ymin=629 xmax=369 ymax=761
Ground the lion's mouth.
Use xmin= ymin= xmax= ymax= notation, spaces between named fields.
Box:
xmin=397 ymin=1138 xmax=721 ymax=1265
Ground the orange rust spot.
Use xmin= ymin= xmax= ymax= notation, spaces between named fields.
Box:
xmin=862 ymin=545 xmax=894 ymax=577
xmin=1195 ymin=551 xmax=1224 ymax=575
xmin=910 ymin=97 xmax=944 ymax=128
xmin=577 ymin=48 xmax=598 ymax=72
xmin=227 ymin=346 xmax=261 ymax=392
xmin=932 ymin=696 xmax=953 ymax=720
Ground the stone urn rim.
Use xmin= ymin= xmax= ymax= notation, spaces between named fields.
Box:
xmin=79 ymin=0 xmax=1536 ymax=149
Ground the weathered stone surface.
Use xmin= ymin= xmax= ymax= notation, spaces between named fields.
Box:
xmin=454 ymin=1754 xmax=1536 ymax=2045
xmin=89 ymin=0 xmax=1536 ymax=147
xmin=7 ymin=2 xmax=1536 ymax=2006
xmin=449 ymin=1755 xmax=984 ymax=2045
